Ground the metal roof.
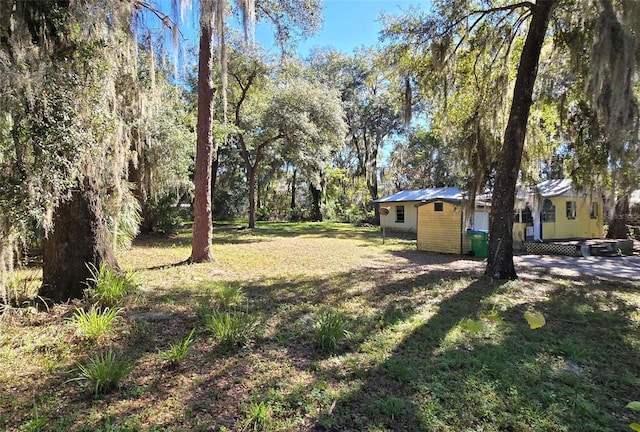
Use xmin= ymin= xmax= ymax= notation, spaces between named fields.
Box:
xmin=537 ymin=179 xmax=574 ymax=197
xmin=374 ymin=187 xmax=463 ymax=203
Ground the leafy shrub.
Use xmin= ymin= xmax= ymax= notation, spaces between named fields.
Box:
xmin=146 ymin=194 xmax=186 ymax=234
xmin=203 ymin=310 xmax=257 ymax=350
xmin=157 ymin=328 xmax=195 ymax=366
xmin=71 ymin=307 xmax=121 ymax=340
xmin=71 ymin=349 xmax=132 ymax=396
xmin=84 ymin=263 xmax=139 ymax=307
xmin=314 ymin=310 xmax=351 ymax=353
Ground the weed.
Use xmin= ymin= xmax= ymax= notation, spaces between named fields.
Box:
xmin=158 ymin=328 xmax=195 ymax=366
xmin=215 ymin=283 xmax=246 ymax=308
xmin=203 ymin=310 xmax=257 ymax=350
xmin=70 ymin=349 xmax=132 ymax=397
xmin=84 ymin=263 xmax=139 ymax=307
xmin=371 ymin=394 xmax=407 ymax=420
xmin=314 ymin=309 xmax=351 ymax=353
xmin=243 ymin=401 xmax=273 ymax=431
xmin=71 ymin=307 xmax=121 ymax=340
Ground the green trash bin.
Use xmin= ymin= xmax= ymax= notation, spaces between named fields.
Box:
xmin=468 ymin=230 xmax=488 ymax=258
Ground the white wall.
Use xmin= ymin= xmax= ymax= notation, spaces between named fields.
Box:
xmin=379 ymin=202 xmax=419 ymax=232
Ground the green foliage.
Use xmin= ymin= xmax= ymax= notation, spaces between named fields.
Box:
xmin=202 ymin=310 xmax=258 ymax=350
xmin=313 ymin=309 xmax=351 ymax=353
xmin=157 ymin=328 xmax=195 ymax=366
xmin=106 ymin=186 xmax=141 ymax=249
xmin=71 ymin=349 xmax=132 ymax=396
xmin=84 ymin=263 xmax=139 ymax=308
xmin=243 ymin=401 xmax=273 ymax=431
xmin=145 ymin=193 xmax=187 ymax=235
xmin=71 ymin=307 xmax=121 ymax=340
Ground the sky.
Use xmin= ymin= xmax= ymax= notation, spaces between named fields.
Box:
xmin=153 ymin=0 xmax=431 ymax=60
xmin=255 ymin=0 xmax=431 ymax=57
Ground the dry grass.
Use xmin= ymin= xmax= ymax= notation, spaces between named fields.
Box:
xmin=1 ymin=222 xmax=639 ymax=431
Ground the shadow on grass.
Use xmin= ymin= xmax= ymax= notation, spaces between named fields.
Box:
xmin=308 ymin=278 xmax=640 ymax=431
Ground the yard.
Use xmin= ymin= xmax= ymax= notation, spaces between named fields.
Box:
xmin=1 ymin=222 xmax=639 ymax=431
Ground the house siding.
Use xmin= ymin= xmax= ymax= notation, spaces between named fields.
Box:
xmin=541 ymin=196 xmax=603 ymax=240
xmin=379 ymin=202 xmax=419 ymax=232
xmin=417 ymin=201 xmax=467 ymax=254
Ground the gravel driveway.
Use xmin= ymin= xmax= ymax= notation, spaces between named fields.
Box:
xmin=514 ymin=254 xmax=640 ymax=280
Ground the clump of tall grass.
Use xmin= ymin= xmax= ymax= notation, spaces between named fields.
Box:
xmin=157 ymin=328 xmax=195 ymax=366
xmin=84 ymin=263 xmax=139 ymax=307
xmin=202 ymin=310 xmax=258 ymax=350
xmin=71 ymin=306 xmax=121 ymax=340
xmin=314 ymin=309 xmax=352 ymax=353
xmin=70 ymin=349 xmax=132 ymax=397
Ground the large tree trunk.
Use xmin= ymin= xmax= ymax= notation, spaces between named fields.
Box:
xmin=485 ymin=1 xmax=556 ymax=280
xmin=248 ymin=166 xmax=257 ymax=228
xmin=607 ymin=194 xmax=630 ymax=238
xmin=40 ymin=178 xmax=118 ymax=303
xmin=309 ymin=183 xmax=322 ymax=222
xmin=191 ymin=20 xmax=215 ymax=263
xmin=290 ymin=168 xmax=297 ymax=210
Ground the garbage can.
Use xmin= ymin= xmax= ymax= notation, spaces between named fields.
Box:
xmin=468 ymin=230 xmax=489 ymax=258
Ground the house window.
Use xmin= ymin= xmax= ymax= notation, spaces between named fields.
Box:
xmin=541 ymin=199 xmax=556 ymax=222
xmin=590 ymin=202 xmax=598 ymax=219
xmin=514 ymin=205 xmax=533 ymax=223
xmin=396 ymin=205 xmax=405 ymax=223
xmin=434 ymin=202 xmax=444 ymax=212
xmin=566 ymin=201 xmax=577 ymax=220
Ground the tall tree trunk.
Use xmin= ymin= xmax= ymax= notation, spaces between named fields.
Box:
xmin=485 ymin=0 xmax=556 ymax=280
xmin=290 ymin=168 xmax=297 ymax=210
xmin=368 ymin=136 xmax=380 ymax=224
xmin=309 ymin=183 xmax=322 ymax=222
xmin=248 ymin=166 xmax=257 ymax=228
xmin=191 ymin=20 xmax=215 ymax=263
xmin=607 ymin=194 xmax=630 ymax=238
xmin=40 ymin=178 xmax=118 ymax=303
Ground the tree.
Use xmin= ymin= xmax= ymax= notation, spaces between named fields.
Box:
xmin=226 ymin=50 xmax=346 ymax=228
xmin=0 ymin=0 xmax=150 ymax=301
xmin=384 ymin=0 xmax=639 ymax=278
xmin=190 ymin=0 xmax=321 ymax=261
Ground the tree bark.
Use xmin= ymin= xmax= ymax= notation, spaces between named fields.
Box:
xmin=40 ymin=178 xmax=118 ymax=303
xmin=191 ymin=20 xmax=215 ymax=263
xmin=309 ymin=183 xmax=322 ymax=222
xmin=290 ymin=168 xmax=297 ymax=210
xmin=248 ymin=166 xmax=257 ymax=228
xmin=607 ymin=194 xmax=630 ymax=239
xmin=485 ymin=0 xmax=556 ymax=279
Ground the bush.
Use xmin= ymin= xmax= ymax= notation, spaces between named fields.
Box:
xmin=146 ymin=194 xmax=186 ymax=234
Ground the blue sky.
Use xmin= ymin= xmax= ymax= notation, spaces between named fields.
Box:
xmin=255 ymin=0 xmax=431 ymax=56
xmin=152 ymin=0 xmax=431 ymax=58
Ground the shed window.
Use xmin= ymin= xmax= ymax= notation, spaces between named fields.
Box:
xmin=522 ymin=205 xmax=533 ymax=223
xmin=541 ymin=199 xmax=556 ymax=222
xmin=396 ymin=205 xmax=405 ymax=223
xmin=434 ymin=202 xmax=444 ymax=212
xmin=566 ymin=201 xmax=577 ymax=220
xmin=590 ymin=202 xmax=598 ymax=219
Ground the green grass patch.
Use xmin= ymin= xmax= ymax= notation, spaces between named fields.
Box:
xmin=1 ymin=224 xmax=638 ymax=430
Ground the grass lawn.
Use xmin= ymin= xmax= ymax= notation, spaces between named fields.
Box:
xmin=1 ymin=221 xmax=639 ymax=431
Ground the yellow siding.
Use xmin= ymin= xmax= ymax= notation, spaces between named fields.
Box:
xmin=542 ymin=196 xmax=603 ymax=240
xmin=417 ymin=201 xmax=465 ymax=254
xmin=512 ymin=222 xmax=527 ymax=241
